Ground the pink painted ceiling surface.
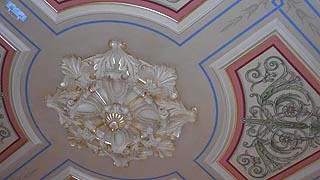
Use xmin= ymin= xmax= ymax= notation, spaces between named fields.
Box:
xmin=46 ymin=0 xmax=205 ymax=21
xmin=0 ymin=38 xmax=27 ymax=162
xmin=220 ymin=35 xmax=320 ymax=180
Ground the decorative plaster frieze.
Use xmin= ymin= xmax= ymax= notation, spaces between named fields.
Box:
xmin=46 ymin=40 xmax=197 ymax=167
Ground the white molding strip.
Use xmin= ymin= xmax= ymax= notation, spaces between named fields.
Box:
xmin=29 ymin=0 xmax=223 ymax=34
xmin=206 ymin=18 xmax=319 ymax=180
xmin=51 ymin=166 xmax=180 ymax=180
xmin=51 ymin=166 xmax=100 ymax=180
xmin=0 ymin=22 xmax=42 ymax=145
xmin=151 ymin=0 xmax=190 ymax=11
xmin=0 ymin=22 xmax=43 ymax=170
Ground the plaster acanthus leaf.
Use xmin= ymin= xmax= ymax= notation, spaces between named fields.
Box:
xmin=46 ymin=40 xmax=197 ymax=167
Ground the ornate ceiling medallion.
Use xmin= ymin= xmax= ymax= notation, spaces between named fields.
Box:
xmin=46 ymin=40 xmax=197 ymax=167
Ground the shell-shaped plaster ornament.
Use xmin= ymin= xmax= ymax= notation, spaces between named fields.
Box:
xmin=46 ymin=40 xmax=197 ymax=167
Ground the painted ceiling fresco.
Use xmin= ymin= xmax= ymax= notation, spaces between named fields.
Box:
xmin=0 ymin=0 xmax=319 ymax=179
xmin=222 ymin=36 xmax=320 ymax=180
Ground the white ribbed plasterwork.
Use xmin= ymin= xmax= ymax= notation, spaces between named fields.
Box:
xmin=46 ymin=40 xmax=197 ymax=167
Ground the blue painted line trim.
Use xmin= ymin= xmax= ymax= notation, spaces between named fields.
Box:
xmin=1 ymin=13 xmax=184 ymax=179
xmin=193 ymin=8 xmax=278 ymax=176
xmin=192 ymin=2 xmax=283 ymax=178
xmin=313 ymin=176 xmax=320 ymax=180
xmin=175 ymin=172 xmax=186 ymax=180
xmin=180 ymin=0 xmax=240 ymax=45
xmin=0 ymin=13 xmax=50 ymax=143
xmin=41 ymin=159 xmax=185 ymax=180
xmin=305 ymin=0 xmax=320 ymax=17
xmin=199 ymin=7 xmax=280 ymax=66
xmin=2 ymin=0 xmax=318 ymax=179
xmin=193 ymin=64 xmax=218 ymax=160
xmin=194 ymin=161 xmax=216 ymax=180
xmin=17 ymin=0 xmax=56 ymax=34
xmin=1 ymin=0 xmax=242 ymax=179
xmin=5 ymin=1 xmax=28 ymax=22
xmin=17 ymin=0 xmax=240 ymax=47
xmin=272 ymin=0 xmax=284 ymax=7
xmin=40 ymin=159 xmax=69 ymax=180
xmin=278 ymin=8 xmax=320 ymax=55
xmin=57 ymin=20 xmax=180 ymax=46
xmin=0 ymin=13 xmax=37 ymax=50
xmin=0 ymin=12 xmax=52 ymax=180
xmin=4 ymin=145 xmax=51 ymax=180
xmin=0 ymin=3 xmax=188 ymax=179
xmin=0 ymin=14 xmax=49 ymax=143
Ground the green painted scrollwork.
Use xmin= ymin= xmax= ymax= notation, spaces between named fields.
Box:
xmin=0 ymin=94 xmax=11 ymax=143
xmin=237 ymin=56 xmax=320 ymax=178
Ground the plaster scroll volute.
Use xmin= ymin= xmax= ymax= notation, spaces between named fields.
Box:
xmin=46 ymin=40 xmax=197 ymax=167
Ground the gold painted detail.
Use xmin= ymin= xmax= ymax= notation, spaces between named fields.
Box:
xmin=46 ymin=40 xmax=197 ymax=167
xmin=105 ymin=112 xmax=126 ymax=131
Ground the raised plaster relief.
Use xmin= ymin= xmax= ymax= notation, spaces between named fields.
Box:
xmin=46 ymin=40 xmax=197 ymax=167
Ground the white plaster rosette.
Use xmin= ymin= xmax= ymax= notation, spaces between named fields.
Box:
xmin=46 ymin=40 xmax=197 ymax=167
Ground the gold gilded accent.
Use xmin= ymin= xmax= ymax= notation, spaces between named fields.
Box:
xmin=104 ymin=112 xmax=126 ymax=131
xmin=90 ymin=128 xmax=97 ymax=133
xmin=152 ymin=94 xmax=161 ymax=100
xmin=153 ymin=133 xmax=161 ymax=138
xmin=127 ymin=95 xmax=142 ymax=107
xmin=130 ymin=124 xmax=142 ymax=135
xmin=79 ymin=124 xmax=85 ymax=130
xmin=88 ymin=86 xmax=95 ymax=93
xmin=89 ymin=74 xmax=96 ymax=80
xmin=75 ymin=86 xmax=82 ymax=92
xmin=46 ymin=39 xmax=198 ymax=167
xmin=96 ymin=122 xmax=104 ymax=129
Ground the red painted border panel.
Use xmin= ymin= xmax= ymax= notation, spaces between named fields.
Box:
xmin=45 ymin=0 xmax=205 ymax=21
xmin=220 ymin=35 xmax=320 ymax=180
xmin=0 ymin=38 xmax=27 ymax=162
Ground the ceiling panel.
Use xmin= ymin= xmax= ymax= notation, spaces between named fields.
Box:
xmin=0 ymin=0 xmax=319 ymax=179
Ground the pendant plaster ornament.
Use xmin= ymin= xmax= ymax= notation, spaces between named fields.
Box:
xmin=46 ymin=40 xmax=197 ymax=167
